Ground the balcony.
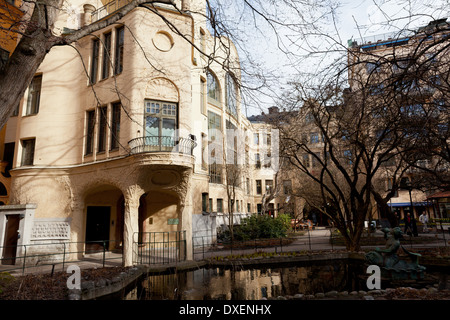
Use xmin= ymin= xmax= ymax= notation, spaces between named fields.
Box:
xmin=128 ymin=136 xmax=197 ymax=156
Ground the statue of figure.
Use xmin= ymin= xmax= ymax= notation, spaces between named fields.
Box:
xmin=365 ymin=227 xmax=426 ymax=278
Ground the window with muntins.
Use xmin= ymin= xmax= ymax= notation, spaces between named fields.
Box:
xmin=115 ymin=27 xmax=124 ymax=75
xmin=90 ymin=39 xmax=100 ymax=84
xmin=207 ymin=70 xmax=220 ymax=105
xmin=97 ymin=106 xmax=107 ymax=153
xmin=144 ymin=100 xmax=177 ymax=147
xmin=21 ymin=139 xmax=35 ymax=166
xmin=226 ymin=73 xmax=238 ymax=116
xmin=102 ymin=32 xmax=111 ymax=80
xmin=26 ymin=75 xmax=42 ymax=115
xmin=85 ymin=110 xmax=95 ymax=155
xmin=110 ymin=102 xmax=121 ymax=150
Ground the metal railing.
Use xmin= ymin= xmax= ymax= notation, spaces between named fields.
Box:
xmin=133 ymin=231 xmax=187 ymax=265
xmin=91 ymin=0 xmax=132 ymax=23
xmin=0 ymin=240 xmax=123 ymax=275
xmin=128 ymin=136 xmax=197 ymax=155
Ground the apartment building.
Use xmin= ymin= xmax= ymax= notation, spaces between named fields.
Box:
xmin=0 ymin=0 xmax=279 ymax=266
xmin=347 ymin=18 xmax=450 ymax=222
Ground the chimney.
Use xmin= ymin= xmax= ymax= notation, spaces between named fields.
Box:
xmin=268 ymin=106 xmax=279 ymax=114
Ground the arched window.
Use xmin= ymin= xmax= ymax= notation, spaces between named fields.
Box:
xmin=226 ymin=72 xmax=238 ymax=116
xmin=207 ymin=70 xmax=220 ymax=105
xmin=0 ymin=182 xmax=7 ymax=196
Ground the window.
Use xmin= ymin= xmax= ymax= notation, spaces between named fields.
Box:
xmin=257 ymin=203 xmax=262 ymax=214
xmin=312 ymin=152 xmax=321 ymax=167
xmin=11 ymin=103 xmax=19 ymax=117
xmin=208 ymin=111 xmax=222 ymax=183
xmin=202 ymin=193 xmax=208 ymax=212
xmin=144 ymin=100 xmax=177 ymax=146
xmin=21 ymin=139 xmax=35 ymax=166
xmin=26 ymin=75 xmax=42 ymax=115
xmin=246 ymin=178 xmax=250 ymax=195
xmin=85 ymin=110 xmax=95 ymax=155
xmin=265 ymin=180 xmax=273 ymax=193
xmin=366 ymin=61 xmax=380 ymax=74
xmin=110 ymin=102 xmax=121 ymax=150
xmin=115 ymin=27 xmax=124 ymax=75
xmin=302 ymin=154 xmax=310 ymax=167
xmin=255 ymin=153 xmax=261 ymax=168
xmin=343 ymin=150 xmax=352 ymax=165
xmin=97 ymin=106 xmax=107 ymax=153
xmin=217 ymin=199 xmax=223 ymax=213
xmin=247 ymin=203 xmax=251 ymax=213
xmin=199 ymin=28 xmax=206 ymax=52
xmin=283 ymin=180 xmax=292 ymax=195
xmin=102 ymin=32 xmax=111 ymax=80
xmin=90 ymin=39 xmax=100 ymax=84
xmin=207 ymin=70 xmax=220 ymax=104
xmin=226 ymin=73 xmax=238 ymax=116
xmin=254 ymin=133 xmax=259 ymax=145
xmin=310 ymin=132 xmax=319 ymax=144
xmin=256 ymin=180 xmax=262 ymax=195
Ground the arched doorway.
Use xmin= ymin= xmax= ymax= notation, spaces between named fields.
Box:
xmin=84 ymin=185 xmax=123 ymax=253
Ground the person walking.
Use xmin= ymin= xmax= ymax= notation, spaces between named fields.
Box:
xmin=419 ymin=212 xmax=429 ymax=233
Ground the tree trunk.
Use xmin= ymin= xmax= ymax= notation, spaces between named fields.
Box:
xmin=0 ymin=5 xmax=51 ymax=128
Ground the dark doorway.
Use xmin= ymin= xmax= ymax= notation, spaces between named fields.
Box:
xmin=85 ymin=206 xmax=110 ymax=253
xmin=2 ymin=214 xmax=20 ymax=265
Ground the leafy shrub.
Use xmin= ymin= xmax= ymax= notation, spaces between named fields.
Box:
xmin=235 ymin=214 xmax=292 ymax=240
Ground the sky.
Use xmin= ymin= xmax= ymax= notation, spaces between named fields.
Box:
xmin=235 ymin=0 xmax=450 ymax=116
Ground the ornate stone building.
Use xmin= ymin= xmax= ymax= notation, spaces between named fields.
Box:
xmin=0 ymin=0 xmax=279 ymax=266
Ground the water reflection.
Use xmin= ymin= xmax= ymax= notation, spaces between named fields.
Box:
xmin=126 ymin=260 xmax=366 ymax=300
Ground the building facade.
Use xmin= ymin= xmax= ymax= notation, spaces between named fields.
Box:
xmin=347 ymin=18 xmax=450 ymax=223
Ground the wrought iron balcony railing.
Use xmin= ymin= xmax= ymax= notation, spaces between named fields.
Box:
xmin=91 ymin=0 xmax=132 ymax=23
xmin=128 ymin=135 xmax=197 ymax=156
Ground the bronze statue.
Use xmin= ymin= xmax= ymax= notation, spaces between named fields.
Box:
xmin=365 ymin=227 xmax=426 ymax=279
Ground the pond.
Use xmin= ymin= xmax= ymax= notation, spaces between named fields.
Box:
xmin=120 ymin=259 xmax=450 ymax=300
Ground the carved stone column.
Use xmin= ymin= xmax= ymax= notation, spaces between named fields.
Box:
xmin=170 ymin=168 xmax=194 ymax=260
xmin=123 ymin=187 xmax=144 ymax=267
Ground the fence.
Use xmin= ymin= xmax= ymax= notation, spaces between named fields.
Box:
xmin=0 ymin=240 xmax=123 ymax=275
xmin=193 ymin=225 xmax=449 ymax=260
xmin=192 ymin=228 xmax=340 ymax=260
xmin=133 ymin=231 xmax=187 ymax=265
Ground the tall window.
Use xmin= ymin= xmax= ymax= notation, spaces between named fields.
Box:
xmin=310 ymin=132 xmax=319 ymax=144
xmin=208 ymin=111 xmax=222 ymax=184
xmin=26 ymin=75 xmax=42 ymax=115
xmin=265 ymin=180 xmax=273 ymax=193
xmin=97 ymin=106 xmax=107 ymax=153
xmin=144 ymin=100 xmax=177 ymax=146
xmin=102 ymin=32 xmax=111 ymax=80
xmin=226 ymin=72 xmax=238 ymax=116
xmin=110 ymin=102 xmax=121 ymax=150
xmin=90 ymin=39 xmax=100 ymax=84
xmin=21 ymin=139 xmax=35 ymax=166
xmin=115 ymin=27 xmax=124 ymax=75
xmin=256 ymin=179 xmax=262 ymax=195
xmin=85 ymin=110 xmax=95 ymax=155
xmin=207 ymin=70 xmax=220 ymax=105
xmin=217 ymin=199 xmax=223 ymax=213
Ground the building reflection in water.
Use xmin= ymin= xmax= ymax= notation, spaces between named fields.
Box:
xmin=126 ymin=260 xmax=364 ymax=300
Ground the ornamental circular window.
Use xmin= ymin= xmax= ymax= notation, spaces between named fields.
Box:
xmin=153 ymin=31 xmax=174 ymax=52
